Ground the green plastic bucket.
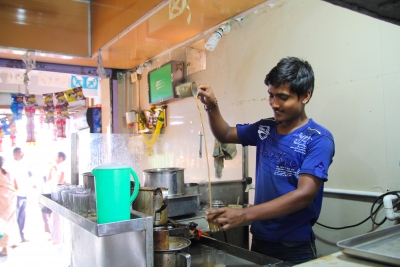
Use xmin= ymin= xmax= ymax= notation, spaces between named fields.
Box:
xmin=92 ymin=163 xmax=140 ymax=224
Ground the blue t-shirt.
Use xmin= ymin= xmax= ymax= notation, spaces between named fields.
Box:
xmin=237 ymin=118 xmax=335 ymax=243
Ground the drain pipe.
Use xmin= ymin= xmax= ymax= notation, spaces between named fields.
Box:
xmin=383 ymin=195 xmax=400 ymax=221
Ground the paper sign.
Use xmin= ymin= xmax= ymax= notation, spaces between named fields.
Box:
xmin=71 ymin=75 xmax=98 ymax=90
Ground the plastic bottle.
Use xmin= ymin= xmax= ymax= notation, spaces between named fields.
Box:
xmin=205 ymin=29 xmax=223 ymax=51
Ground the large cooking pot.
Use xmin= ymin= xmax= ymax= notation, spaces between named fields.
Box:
xmin=143 ymin=168 xmax=185 ymax=197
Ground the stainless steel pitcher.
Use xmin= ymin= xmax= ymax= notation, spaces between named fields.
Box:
xmin=132 ymin=187 xmax=169 ymax=226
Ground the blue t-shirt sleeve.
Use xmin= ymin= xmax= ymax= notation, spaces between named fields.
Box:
xmin=237 ymin=119 xmax=276 ymax=146
xmin=299 ymin=134 xmax=335 ymax=181
xmin=237 ymin=122 xmax=260 ymax=146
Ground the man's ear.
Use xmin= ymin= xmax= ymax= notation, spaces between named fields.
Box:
xmin=302 ymin=91 xmax=311 ymax=104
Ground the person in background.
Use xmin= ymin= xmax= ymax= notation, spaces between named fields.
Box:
xmin=39 ymin=174 xmax=52 ymax=239
xmin=9 ymin=147 xmax=32 ymax=243
xmin=47 ymin=152 xmax=69 ymax=245
xmin=197 ymin=57 xmax=335 ymax=264
xmin=0 ymin=156 xmax=19 ymax=256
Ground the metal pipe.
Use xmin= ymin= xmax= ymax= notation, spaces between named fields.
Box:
xmin=71 ymin=133 xmax=79 ymax=185
xmin=323 ymin=188 xmax=383 ymax=198
xmin=242 ymin=146 xmax=248 ymax=180
xmin=383 ymin=195 xmax=400 ymax=220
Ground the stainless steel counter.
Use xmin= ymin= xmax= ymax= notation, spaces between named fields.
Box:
xmin=39 ymin=194 xmax=154 ymax=267
xmin=187 ymin=236 xmax=294 ymax=267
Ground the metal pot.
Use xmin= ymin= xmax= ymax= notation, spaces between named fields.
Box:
xmin=154 ymin=251 xmax=191 ymax=267
xmin=143 ymin=168 xmax=185 ymax=197
xmin=153 ymin=226 xmax=169 ymax=251
xmin=132 ymin=187 xmax=169 ymax=226
xmin=184 ymin=183 xmax=199 ymax=195
xmin=82 ymin=172 xmax=95 ymax=193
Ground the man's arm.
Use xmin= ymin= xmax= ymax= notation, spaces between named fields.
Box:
xmin=197 ymin=84 xmax=240 ymax=144
xmin=207 ymin=174 xmax=323 ymax=230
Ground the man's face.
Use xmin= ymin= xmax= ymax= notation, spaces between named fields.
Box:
xmin=268 ymin=83 xmax=309 ymax=123
xmin=14 ymin=150 xmax=24 ymax=161
xmin=56 ymin=155 xmax=63 ymax=164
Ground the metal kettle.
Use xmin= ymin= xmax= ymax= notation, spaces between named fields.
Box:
xmin=132 ymin=187 xmax=169 ymax=226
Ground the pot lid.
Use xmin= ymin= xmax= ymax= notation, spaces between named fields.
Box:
xmin=92 ymin=162 xmax=131 ymax=170
xmin=143 ymin=167 xmax=184 ymax=173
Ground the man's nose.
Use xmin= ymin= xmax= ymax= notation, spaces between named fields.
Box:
xmin=269 ymin=98 xmax=279 ymax=108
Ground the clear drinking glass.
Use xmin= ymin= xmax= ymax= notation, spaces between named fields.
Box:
xmin=214 ymin=250 xmax=226 ymax=267
xmin=72 ymin=192 xmax=89 ymax=217
xmin=201 ymin=247 xmax=215 ymax=267
xmin=88 ymin=192 xmax=96 ymax=217
xmin=61 ymin=189 xmax=72 ymax=209
xmin=52 ymin=184 xmax=65 ymax=203
xmin=68 ymin=190 xmax=76 ymax=209
xmin=207 ymin=214 xmax=220 ymax=232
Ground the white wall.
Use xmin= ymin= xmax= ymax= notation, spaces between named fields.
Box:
xmin=136 ymin=0 xmax=400 ymax=257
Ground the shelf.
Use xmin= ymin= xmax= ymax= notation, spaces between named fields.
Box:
xmin=38 ymin=194 xmax=153 ymax=237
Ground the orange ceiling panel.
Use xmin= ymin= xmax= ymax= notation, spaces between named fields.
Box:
xmin=0 ymin=0 xmax=89 ymax=56
xmin=0 ymin=0 xmax=266 ymax=70
xmin=98 ymin=0 xmax=266 ymax=69
xmin=91 ymin=0 xmax=165 ymax=53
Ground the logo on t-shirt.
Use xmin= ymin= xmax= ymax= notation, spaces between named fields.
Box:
xmin=291 ymin=132 xmax=312 ymax=154
xmin=258 ymin=125 xmax=270 ymax=140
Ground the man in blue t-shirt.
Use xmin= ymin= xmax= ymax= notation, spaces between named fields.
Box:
xmin=197 ymin=57 xmax=335 ymax=264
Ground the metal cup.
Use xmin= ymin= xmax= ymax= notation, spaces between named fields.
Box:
xmin=175 ymin=82 xmax=197 ymax=98
xmin=153 ymin=226 xmax=169 ymax=251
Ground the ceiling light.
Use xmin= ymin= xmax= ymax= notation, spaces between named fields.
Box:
xmin=205 ymin=23 xmax=231 ymax=51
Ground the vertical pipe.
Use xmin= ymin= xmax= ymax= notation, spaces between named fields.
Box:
xmin=242 ymin=146 xmax=249 ymax=249
xmin=112 ymin=78 xmax=118 ymax=133
xmin=125 ymin=72 xmax=130 ymax=134
xmin=242 ymin=146 xmax=248 ymax=180
xmin=71 ymin=133 xmax=79 ymax=185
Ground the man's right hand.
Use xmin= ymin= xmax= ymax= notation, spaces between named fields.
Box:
xmin=197 ymin=84 xmax=217 ymax=110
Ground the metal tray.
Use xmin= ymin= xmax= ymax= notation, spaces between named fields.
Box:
xmin=337 ymin=224 xmax=400 ymax=266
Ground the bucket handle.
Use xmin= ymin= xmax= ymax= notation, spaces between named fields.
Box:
xmin=129 ymin=168 xmax=141 ymax=204
xmin=154 ymin=188 xmax=168 ymax=213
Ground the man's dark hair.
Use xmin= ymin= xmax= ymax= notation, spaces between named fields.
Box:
xmin=13 ymin=147 xmax=21 ymax=154
xmin=264 ymin=57 xmax=315 ymax=100
xmin=58 ymin=152 xmax=66 ymax=161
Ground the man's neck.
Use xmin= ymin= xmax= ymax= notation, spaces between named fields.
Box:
xmin=277 ymin=115 xmax=309 ymax=135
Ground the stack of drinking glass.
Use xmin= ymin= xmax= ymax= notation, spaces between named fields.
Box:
xmin=53 ymin=184 xmax=97 ymax=219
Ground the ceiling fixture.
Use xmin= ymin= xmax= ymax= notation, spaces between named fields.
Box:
xmin=205 ymin=23 xmax=231 ymax=51
xmin=96 ymin=49 xmax=107 ymax=79
xmin=21 ymin=50 xmax=36 ymax=94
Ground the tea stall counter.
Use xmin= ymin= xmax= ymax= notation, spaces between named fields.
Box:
xmin=187 ymin=236 xmax=294 ymax=267
xmin=39 ymin=194 xmax=154 ymax=267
